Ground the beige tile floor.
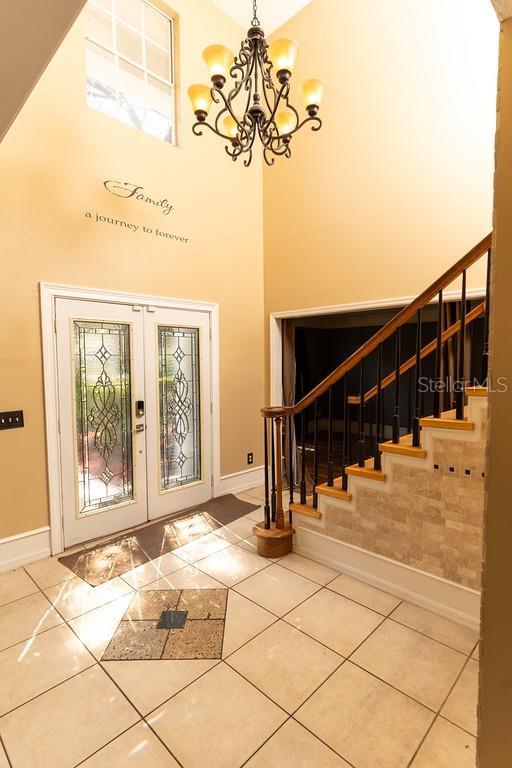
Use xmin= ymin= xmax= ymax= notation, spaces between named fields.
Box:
xmin=0 ymin=486 xmax=480 ymax=767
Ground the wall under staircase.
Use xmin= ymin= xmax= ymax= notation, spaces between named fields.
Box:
xmin=293 ymin=390 xmax=487 ymax=629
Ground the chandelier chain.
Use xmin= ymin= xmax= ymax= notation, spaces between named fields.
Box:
xmin=251 ymin=0 xmax=260 ymax=27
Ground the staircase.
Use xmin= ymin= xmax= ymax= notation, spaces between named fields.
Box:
xmin=258 ymin=233 xmax=492 ymax=628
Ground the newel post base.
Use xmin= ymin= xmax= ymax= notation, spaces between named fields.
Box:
xmin=253 ymin=521 xmax=294 ymax=558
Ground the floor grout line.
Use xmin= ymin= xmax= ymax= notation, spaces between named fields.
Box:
xmin=70 ymin=720 xmax=145 ymax=768
xmin=0 ymin=587 xmax=41 ymax=610
xmin=0 ymin=663 xmax=98 ymax=721
xmin=0 ymin=499 xmax=480 ymax=767
xmin=0 ymin=733 xmax=13 ymax=768
xmin=405 ymin=646 xmax=478 ymax=766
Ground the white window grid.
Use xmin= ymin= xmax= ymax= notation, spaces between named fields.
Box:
xmin=86 ymin=0 xmax=176 ymax=143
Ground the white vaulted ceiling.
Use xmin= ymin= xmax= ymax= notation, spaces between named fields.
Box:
xmin=212 ymin=0 xmax=312 ymax=34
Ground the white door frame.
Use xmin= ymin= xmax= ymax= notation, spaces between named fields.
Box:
xmin=41 ymin=282 xmax=220 ymax=556
xmin=269 ymin=288 xmax=486 ymax=408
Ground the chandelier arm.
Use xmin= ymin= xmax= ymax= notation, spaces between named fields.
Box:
xmin=263 ymin=148 xmax=274 ymax=166
xmin=228 ymin=41 xmax=254 ymax=104
xmin=192 ymin=119 xmax=235 ymax=142
xmin=210 ymin=86 xmax=252 ymax=143
xmin=285 ymin=115 xmax=323 ymax=138
xmin=225 ymin=141 xmax=243 ymax=161
xmin=266 ymin=135 xmax=292 ymax=156
xmin=261 ymin=81 xmax=290 ymax=133
xmin=257 ymin=42 xmax=277 ymax=92
xmin=255 ymin=45 xmax=280 ymax=116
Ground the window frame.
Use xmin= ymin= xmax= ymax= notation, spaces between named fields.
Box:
xmin=85 ymin=0 xmax=176 ymax=145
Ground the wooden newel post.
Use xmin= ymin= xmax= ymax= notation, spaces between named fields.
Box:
xmin=274 ymin=416 xmax=285 ymax=529
xmin=255 ymin=407 xmax=294 ymax=558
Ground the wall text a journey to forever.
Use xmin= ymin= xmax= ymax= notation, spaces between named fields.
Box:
xmin=83 ymin=179 xmax=189 ymax=243
xmin=84 ymin=211 xmax=189 ymax=243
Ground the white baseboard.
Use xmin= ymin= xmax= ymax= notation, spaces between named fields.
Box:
xmin=215 ymin=466 xmax=264 ymax=497
xmin=0 ymin=526 xmax=51 ymax=573
xmin=294 ymin=524 xmax=481 ymax=631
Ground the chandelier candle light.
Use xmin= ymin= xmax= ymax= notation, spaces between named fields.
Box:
xmin=188 ymin=0 xmax=324 ymax=166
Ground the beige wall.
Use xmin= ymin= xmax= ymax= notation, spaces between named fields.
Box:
xmin=0 ymin=1 xmax=264 ymax=539
xmin=478 ymin=18 xmax=512 ymax=766
xmin=264 ymin=0 xmax=499 ymax=317
xmin=0 ymin=0 xmax=86 ymax=142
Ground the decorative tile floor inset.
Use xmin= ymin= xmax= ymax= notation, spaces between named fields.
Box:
xmin=102 ymin=589 xmax=228 ymax=661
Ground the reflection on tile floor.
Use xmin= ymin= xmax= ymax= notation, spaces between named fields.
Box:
xmin=102 ymin=589 xmax=228 ymax=660
xmin=59 ymin=494 xmax=258 ymax=587
xmin=0 ymin=486 xmax=480 ymax=768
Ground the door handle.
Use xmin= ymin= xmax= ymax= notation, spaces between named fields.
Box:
xmin=134 ymin=424 xmax=146 ymax=433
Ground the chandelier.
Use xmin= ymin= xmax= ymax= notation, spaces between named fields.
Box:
xmin=187 ymin=0 xmax=324 ymax=167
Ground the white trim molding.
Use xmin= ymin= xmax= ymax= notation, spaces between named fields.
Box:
xmin=216 ymin=465 xmax=265 ymax=496
xmin=0 ymin=527 xmax=51 ymax=573
xmin=40 ymin=282 xmax=221 ymax=556
xmin=294 ymin=525 xmax=481 ymax=630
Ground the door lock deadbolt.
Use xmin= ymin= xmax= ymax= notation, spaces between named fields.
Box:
xmin=135 ymin=400 xmax=145 ymax=418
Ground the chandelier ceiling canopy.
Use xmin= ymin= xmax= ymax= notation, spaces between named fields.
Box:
xmin=188 ymin=0 xmax=324 ymax=166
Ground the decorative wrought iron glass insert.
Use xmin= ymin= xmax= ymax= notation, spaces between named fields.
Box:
xmin=85 ymin=0 xmax=175 ymax=144
xmin=74 ymin=320 xmax=133 ymax=515
xmin=158 ymin=326 xmax=201 ymax=491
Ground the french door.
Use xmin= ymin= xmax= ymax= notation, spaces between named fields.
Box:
xmin=55 ymin=298 xmax=212 ymax=548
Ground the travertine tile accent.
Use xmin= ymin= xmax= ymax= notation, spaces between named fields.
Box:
xmin=307 ymin=433 xmax=486 ymax=590
xmin=102 ymin=589 xmax=228 ymax=660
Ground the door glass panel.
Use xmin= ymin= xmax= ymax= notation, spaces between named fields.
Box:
xmin=158 ymin=326 xmax=201 ymax=490
xmin=74 ymin=320 xmax=133 ymax=515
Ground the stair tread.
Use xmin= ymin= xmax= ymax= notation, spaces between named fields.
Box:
xmin=466 ymin=386 xmax=487 ymax=397
xmin=316 ymin=480 xmax=352 ymax=502
xmin=420 ymin=408 xmax=475 ymax=431
xmin=380 ymin=433 xmax=427 ymax=458
xmin=289 ymin=497 xmax=321 ymax=519
xmin=346 ymin=460 xmax=387 ymax=481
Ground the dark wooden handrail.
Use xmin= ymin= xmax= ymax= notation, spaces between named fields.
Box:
xmin=261 ymin=233 xmax=492 ymax=418
xmin=347 ymin=301 xmax=485 ymax=405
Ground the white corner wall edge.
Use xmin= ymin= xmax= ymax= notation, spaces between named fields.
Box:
xmin=216 ymin=465 xmax=264 ymax=496
xmin=294 ymin=525 xmax=481 ymax=631
xmin=0 ymin=527 xmax=51 ymax=573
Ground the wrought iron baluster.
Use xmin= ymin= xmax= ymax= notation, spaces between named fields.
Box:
xmin=434 ymin=290 xmax=443 ymax=419
xmin=374 ymin=344 xmax=383 ymax=471
xmin=368 ymin=398 xmax=374 ymax=464
xmin=263 ymin=418 xmax=270 ymax=529
xmin=274 ymin=417 xmax=285 ymax=528
xmin=313 ymin=400 xmax=319 ymax=508
xmin=288 ymin=414 xmax=294 ymax=513
xmin=412 ymin=309 xmax=422 ymax=447
xmin=407 ymin=368 xmax=413 ymax=434
xmin=358 ymin=359 xmax=365 ymax=467
xmin=270 ymin=417 xmax=276 ymax=523
xmin=342 ymin=377 xmax=349 ymax=490
xmin=327 ymin=387 xmax=334 ymax=487
xmin=456 ymin=270 xmax=467 ymax=419
xmin=392 ymin=328 xmax=401 ymax=444
xmin=300 ymin=410 xmax=307 ymax=504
